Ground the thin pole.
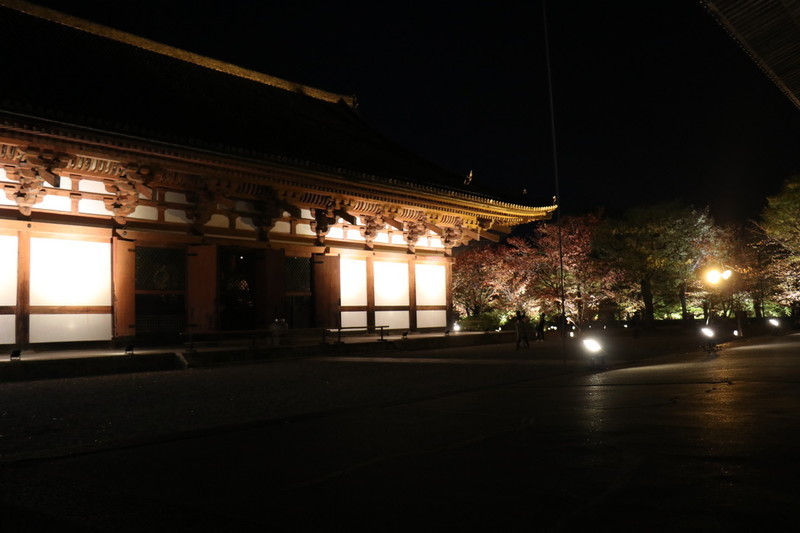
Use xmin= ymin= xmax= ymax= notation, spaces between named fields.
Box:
xmin=542 ymin=0 xmax=567 ymax=366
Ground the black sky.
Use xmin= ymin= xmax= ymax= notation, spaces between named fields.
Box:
xmin=27 ymin=0 xmax=800 ymax=224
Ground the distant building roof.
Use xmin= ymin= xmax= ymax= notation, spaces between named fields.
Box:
xmin=0 ymin=0 xmax=539 ymax=210
xmin=701 ymin=0 xmax=800 ymax=111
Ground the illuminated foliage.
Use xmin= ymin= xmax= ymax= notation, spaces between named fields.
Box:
xmin=594 ymin=201 xmax=717 ymax=325
xmin=761 ymin=176 xmax=800 ymax=254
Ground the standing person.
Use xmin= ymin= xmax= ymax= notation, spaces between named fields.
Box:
xmin=515 ymin=312 xmax=530 ymax=350
xmin=536 ymin=313 xmax=546 ymax=342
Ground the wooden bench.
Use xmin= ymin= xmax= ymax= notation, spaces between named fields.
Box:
xmin=323 ymin=325 xmax=390 ymax=344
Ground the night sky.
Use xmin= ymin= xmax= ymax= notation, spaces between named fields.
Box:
xmin=26 ymin=0 xmax=800 ymax=224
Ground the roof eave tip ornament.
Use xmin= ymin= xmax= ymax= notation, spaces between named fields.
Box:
xmin=464 ymin=170 xmax=473 ymax=186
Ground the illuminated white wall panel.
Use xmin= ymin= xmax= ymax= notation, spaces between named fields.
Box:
xmin=267 ymin=220 xmax=290 ymax=233
xmin=296 ymin=223 xmax=315 ymax=236
xmin=0 ymin=168 xmax=8 ymax=181
xmin=57 ymin=176 xmax=72 ymax=190
xmin=327 ymin=227 xmax=344 ymax=239
xmin=30 ymin=238 xmax=111 ymax=306
xmin=78 ymin=179 xmax=108 ymax=194
xmin=375 ymin=310 xmax=409 ymax=330
xmin=37 ymin=193 xmax=72 ymax=212
xmin=129 ymin=205 xmax=159 ymax=220
xmin=391 ymin=233 xmax=406 ymax=245
xmin=0 ymin=315 xmax=14 ymax=344
xmin=0 ymin=235 xmax=17 ymax=305
xmin=30 ymin=314 xmax=112 ymax=343
xmin=207 ymin=214 xmax=229 ymax=228
xmin=79 ymin=199 xmax=110 ymax=216
xmin=238 ymin=217 xmax=260 ymax=231
xmin=164 ymin=191 xmax=188 ymax=204
xmin=341 ymin=311 xmax=367 ymax=328
xmin=346 ymin=229 xmax=363 ymax=241
xmin=417 ymin=310 xmax=447 ymax=328
xmin=415 ymin=263 xmax=447 ymax=306
xmin=165 ymin=209 xmax=190 ymax=223
xmin=374 ymin=262 xmax=409 ymax=306
xmin=340 ymin=258 xmax=367 ymax=306
xmin=374 ymin=233 xmax=389 ymax=244
xmin=0 ymin=193 xmax=15 ymax=206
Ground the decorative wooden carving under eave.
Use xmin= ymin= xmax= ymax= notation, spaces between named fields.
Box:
xmin=251 ymin=187 xmax=299 ymax=241
xmin=403 ymin=221 xmax=427 ymax=254
xmin=184 ymin=179 xmax=236 ymax=235
xmin=442 ymin=221 xmax=465 ymax=256
xmin=103 ymin=164 xmax=156 ymax=225
xmin=3 ymin=148 xmax=73 ymax=216
xmin=185 ymin=188 xmax=218 ymax=235
xmin=310 ymin=207 xmax=335 ymax=246
xmin=360 ymin=214 xmax=386 ymax=250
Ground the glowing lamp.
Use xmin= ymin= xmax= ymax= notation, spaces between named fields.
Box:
xmin=582 ymin=338 xmax=602 ymax=353
xmin=701 ymin=327 xmax=715 ymax=338
xmin=705 ymin=268 xmax=732 ymax=285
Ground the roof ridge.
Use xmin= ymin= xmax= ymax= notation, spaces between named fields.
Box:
xmin=1 ymin=0 xmax=356 ymax=107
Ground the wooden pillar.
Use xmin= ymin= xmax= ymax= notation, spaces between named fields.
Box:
xmin=408 ymin=259 xmax=417 ymax=331
xmin=445 ymin=258 xmax=454 ymax=329
xmin=112 ymin=237 xmax=136 ymax=339
xmin=187 ymin=243 xmax=218 ymax=332
xmin=312 ymin=254 xmax=340 ymax=328
xmin=366 ymin=255 xmax=375 ymax=332
xmin=15 ymin=230 xmax=30 ymax=346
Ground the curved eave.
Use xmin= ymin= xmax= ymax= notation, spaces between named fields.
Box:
xmin=0 ymin=0 xmax=355 ymax=107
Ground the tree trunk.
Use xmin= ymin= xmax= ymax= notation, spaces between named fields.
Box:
xmin=678 ymin=281 xmax=689 ymax=322
xmin=641 ymin=277 xmax=655 ymax=327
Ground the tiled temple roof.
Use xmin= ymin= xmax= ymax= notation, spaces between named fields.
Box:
xmin=701 ymin=0 xmax=800 ymax=111
xmin=0 ymin=0 xmax=551 ymax=216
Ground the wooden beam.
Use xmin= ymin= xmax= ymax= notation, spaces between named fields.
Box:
xmin=424 ymin=223 xmax=444 ymax=235
xmin=383 ymin=217 xmax=404 ymax=230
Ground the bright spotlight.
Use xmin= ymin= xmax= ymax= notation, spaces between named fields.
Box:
xmin=705 ymin=269 xmax=721 ymax=284
xmin=582 ymin=338 xmax=602 ymax=353
xmin=453 ymin=323 xmax=461 ymax=332
xmin=701 ymin=327 xmax=715 ymax=338
xmin=769 ymin=318 xmax=780 ymax=327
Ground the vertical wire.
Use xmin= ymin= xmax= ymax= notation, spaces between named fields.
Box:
xmin=542 ymin=0 xmax=567 ymax=366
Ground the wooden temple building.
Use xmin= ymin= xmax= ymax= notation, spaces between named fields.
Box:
xmin=0 ymin=0 xmax=555 ymax=348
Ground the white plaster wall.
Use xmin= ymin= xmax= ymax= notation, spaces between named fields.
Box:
xmin=129 ymin=205 xmax=159 ymax=220
xmin=30 ymin=238 xmax=111 ymax=306
xmin=375 ymin=310 xmax=409 ymax=330
xmin=0 ymin=235 xmax=17 ymax=305
xmin=415 ymin=263 xmax=447 ymax=306
xmin=0 ymin=315 xmax=14 ymax=344
xmin=30 ymin=314 xmax=112 ymax=343
xmin=79 ymin=199 xmax=110 ymax=216
xmin=340 ymin=311 xmax=367 ymax=328
xmin=374 ymin=262 xmax=409 ymax=306
xmin=165 ymin=209 xmax=190 ymax=224
xmin=37 ymin=193 xmax=72 ymax=212
xmin=340 ymin=258 xmax=367 ymax=306
xmin=417 ymin=310 xmax=447 ymax=328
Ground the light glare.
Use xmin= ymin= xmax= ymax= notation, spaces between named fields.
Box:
xmin=583 ymin=338 xmax=602 ymax=353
